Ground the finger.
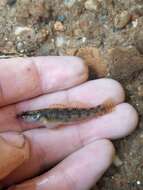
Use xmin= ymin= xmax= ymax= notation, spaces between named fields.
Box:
xmin=1 ymin=103 xmax=138 ymax=187
xmin=0 ymin=56 xmax=87 ymax=106
xmin=0 ymin=79 xmax=125 ymax=132
xmin=17 ymin=78 xmax=125 ymax=111
xmin=7 ymin=139 xmax=115 ymax=190
xmin=0 ymin=133 xmax=29 ymax=181
xmin=76 ymin=103 xmax=138 ymax=140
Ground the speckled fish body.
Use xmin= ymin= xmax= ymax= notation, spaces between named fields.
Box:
xmin=17 ymin=102 xmax=114 ymax=125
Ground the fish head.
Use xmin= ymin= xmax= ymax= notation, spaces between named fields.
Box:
xmin=17 ymin=111 xmax=42 ymax=123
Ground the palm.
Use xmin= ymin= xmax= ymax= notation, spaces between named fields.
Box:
xmin=0 ymin=57 xmax=138 ymax=190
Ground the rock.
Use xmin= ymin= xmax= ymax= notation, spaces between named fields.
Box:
xmin=108 ymin=47 xmax=143 ymax=82
xmin=134 ymin=30 xmax=143 ymax=54
xmin=84 ymin=0 xmax=99 ymax=11
xmin=114 ymin=11 xmax=131 ymax=29
xmin=75 ymin=47 xmax=108 ymax=78
xmin=113 ymin=155 xmax=123 ymax=167
xmin=54 ymin=21 xmax=64 ymax=32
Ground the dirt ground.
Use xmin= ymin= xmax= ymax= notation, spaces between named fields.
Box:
xmin=0 ymin=0 xmax=143 ymax=189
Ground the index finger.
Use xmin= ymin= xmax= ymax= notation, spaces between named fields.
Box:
xmin=0 ymin=56 xmax=88 ymax=107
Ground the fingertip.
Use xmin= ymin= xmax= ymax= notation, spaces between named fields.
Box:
xmin=67 ymin=56 xmax=89 ymax=82
xmin=119 ymin=103 xmax=139 ymax=135
xmin=93 ymin=139 xmax=115 ymax=172
xmin=104 ymin=103 xmax=139 ymax=139
xmin=99 ymin=139 xmax=115 ymax=157
xmin=99 ymin=78 xmax=125 ymax=103
xmin=68 ymin=78 xmax=125 ymax=108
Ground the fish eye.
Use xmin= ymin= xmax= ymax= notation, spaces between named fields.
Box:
xmin=31 ymin=113 xmax=41 ymax=121
xmin=22 ymin=112 xmax=41 ymax=122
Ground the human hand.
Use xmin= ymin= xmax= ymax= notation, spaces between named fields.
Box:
xmin=0 ymin=57 xmax=138 ymax=190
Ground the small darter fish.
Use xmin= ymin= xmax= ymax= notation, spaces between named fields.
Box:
xmin=17 ymin=100 xmax=115 ymax=126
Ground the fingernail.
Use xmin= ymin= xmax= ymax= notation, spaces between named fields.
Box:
xmin=0 ymin=133 xmax=30 ymax=180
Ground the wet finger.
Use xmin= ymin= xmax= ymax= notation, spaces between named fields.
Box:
xmin=0 ymin=132 xmax=29 ymax=181
xmin=7 ymin=139 xmax=115 ymax=190
xmin=1 ymin=103 xmax=138 ymax=187
xmin=0 ymin=79 xmax=125 ymax=132
xmin=18 ymin=78 xmax=125 ymax=111
xmin=0 ymin=56 xmax=87 ymax=106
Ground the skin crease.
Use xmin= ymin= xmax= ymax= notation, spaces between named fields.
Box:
xmin=0 ymin=56 xmax=138 ymax=190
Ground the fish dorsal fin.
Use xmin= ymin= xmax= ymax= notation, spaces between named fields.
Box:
xmin=48 ymin=101 xmax=92 ymax=109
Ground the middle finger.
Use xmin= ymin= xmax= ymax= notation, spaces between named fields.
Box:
xmin=0 ymin=78 xmax=124 ymax=132
xmin=1 ymin=102 xmax=137 ymax=187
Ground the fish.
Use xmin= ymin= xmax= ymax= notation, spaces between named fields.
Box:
xmin=17 ymin=100 xmax=115 ymax=126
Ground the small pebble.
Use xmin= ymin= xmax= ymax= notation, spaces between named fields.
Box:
xmin=140 ymin=133 xmax=143 ymax=138
xmin=132 ymin=19 xmax=138 ymax=28
xmin=137 ymin=85 xmax=143 ymax=97
xmin=84 ymin=0 xmax=98 ymax=11
xmin=57 ymin=15 xmax=65 ymax=22
xmin=136 ymin=181 xmax=141 ymax=185
xmin=7 ymin=0 xmax=16 ymax=6
xmin=113 ymin=155 xmax=123 ymax=167
xmin=55 ymin=36 xmax=66 ymax=47
xmin=16 ymin=41 xmax=25 ymax=53
xmin=15 ymin=26 xmax=33 ymax=36
xmin=54 ymin=21 xmax=64 ymax=32
xmin=114 ymin=11 xmax=131 ymax=29
xmin=82 ymin=37 xmax=87 ymax=43
xmin=64 ymin=0 xmax=76 ymax=8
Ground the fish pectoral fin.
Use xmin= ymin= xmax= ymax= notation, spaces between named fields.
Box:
xmin=39 ymin=117 xmax=62 ymax=129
